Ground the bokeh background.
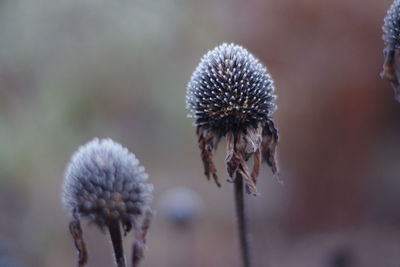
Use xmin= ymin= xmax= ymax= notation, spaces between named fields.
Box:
xmin=0 ymin=0 xmax=399 ymax=266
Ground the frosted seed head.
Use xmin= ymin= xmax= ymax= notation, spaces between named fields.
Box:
xmin=186 ymin=43 xmax=276 ymax=135
xmin=62 ymin=138 xmax=153 ymax=229
xmin=383 ymin=0 xmax=400 ymax=49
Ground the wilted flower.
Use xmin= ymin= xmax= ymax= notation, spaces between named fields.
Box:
xmin=186 ymin=43 xmax=279 ymax=195
xmin=381 ymin=0 xmax=400 ymax=102
xmin=62 ymin=138 xmax=153 ymax=267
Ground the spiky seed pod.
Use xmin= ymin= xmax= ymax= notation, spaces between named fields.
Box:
xmin=63 ymin=138 xmax=153 ymax=229
xmin=383 ymin=0 xmax=400 ymax=49
xmin=186 ymin=43 xmax=279 ymax=194
xmin=62 ymin=138 xmax=153 ymax=267
xmin=382 ymin=0 xmax=400 ymax=102
xmin=187 ymin=43 xmax=276 ymax=134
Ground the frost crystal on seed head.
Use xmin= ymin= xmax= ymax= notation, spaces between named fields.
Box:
xmin=186 ymin=43 xmax=276 ymax=135
xmin=62 ymin=138 xmax=153 ymax=229
xmin=383 ymin=0 xmax=400 ymax=49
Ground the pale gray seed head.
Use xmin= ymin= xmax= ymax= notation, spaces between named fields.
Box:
xmin=62 ymin=138 xmax=153 ymax=229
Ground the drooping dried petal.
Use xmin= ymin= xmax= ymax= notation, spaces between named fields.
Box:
xmin=69 ymin=219 xmax=88 ymax=267
xmin=197 ymin=127 xmax=220 ymax=187
xmin=132 ymin=210 xmax=153 ymax=267
xmin=261 ymin=119 xmax=279 ymax=175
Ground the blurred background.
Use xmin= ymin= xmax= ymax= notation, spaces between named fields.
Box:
xmin=0 ymin=0 xmax=399 ymax=266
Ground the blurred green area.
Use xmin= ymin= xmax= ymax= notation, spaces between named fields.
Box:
xmin=1 ymin=0 xmax=400 ymax=266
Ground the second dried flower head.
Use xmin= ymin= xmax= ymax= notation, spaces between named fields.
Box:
xmin=186 ymin=43 xmax=279 ymax=194
xmin=62 ymin=138 xmax=153 ymax=267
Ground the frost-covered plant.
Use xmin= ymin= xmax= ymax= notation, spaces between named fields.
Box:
xmin=186 ymin=43 xmax=279 ymax=194
xmin=186 ymin=43 xmax=279 ymax=267
xmin=62 ymin=138 xmax=153 ymax=267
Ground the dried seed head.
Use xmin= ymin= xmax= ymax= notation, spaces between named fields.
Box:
xmin=383 ymin=0 xmax=400 ymax=49
xmin=186 ymin=43 xmax=276 ymax=136
xmin=382 ymin=0 xmax=400 ymax=102
xmin=62 ymin=138 xmax=153 ymax=229
xmin=186 ymin=43 xmax=279 ymax=194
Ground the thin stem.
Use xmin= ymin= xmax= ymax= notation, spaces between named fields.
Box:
xmin=234 ymin=173 xmax=252 ymax=267
xmin=108 ymin=221 xmax=126 ymax=267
